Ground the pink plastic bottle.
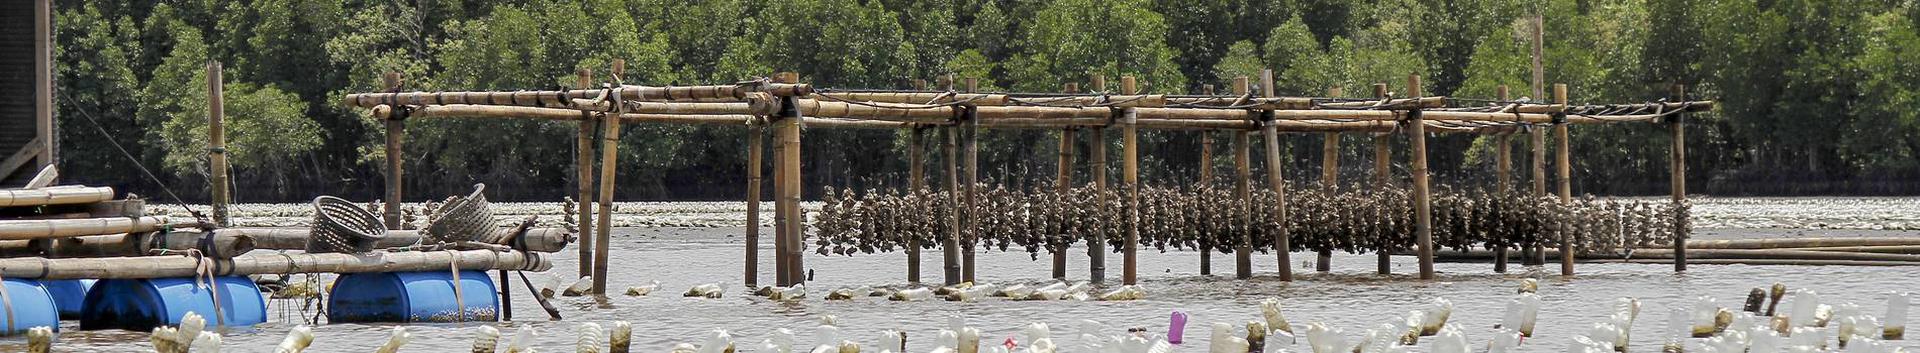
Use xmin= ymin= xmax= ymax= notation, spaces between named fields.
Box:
xmin=1168 ymin=311 xmax=1189 ymax=344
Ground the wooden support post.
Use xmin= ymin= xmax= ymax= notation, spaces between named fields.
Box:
xmin=773 ymin=111 xmax=790 ymax=286
xmin=1554 ymin=83 xmax=1574 ymax=277
xmin=1120 ymin=77 xmax=1141 ymax=285
xmin=1231 ymin=77 xmax=1253 ymax=280
xmin=575 ymin=69 xmax=597 ymax=280
xmin=746 ymin=119 xmax=765 ymax=287
xmin=1089 ymin=123 xmax=1109 ymax=284
xmin=591 ymin=61 xmax=627 ymax=295
xmin=906 ymin=126 xmax=923 ymax=284
xmin=1371 ymin=83 xmax=1392 ymax=275
xmin=1494 ymin=85 xmax=1512 ymax=274
xmin=33 ymin=0 xmax=52 ymax=173
xmin=961 ymin=108 xmax=979 ymax=284
xmin=776 ymin=72 xmax=805 ymax=286
xmin=942 ymin=121 xmax=962 ymax=285
xmin=1317 ymin=86 xmax=1341 ymax=273
xmin=1053 ymin=82 xmax=1077 ymax=281
xmin=381 ymin=72 xmax=405 ymax=230
xmin=1091 ymin=75 xmax=1107 ymax=93
xmin=1258 ymin=70 xmax=1292 ymax=282
xmin=1408 ymin=75 xmax=1435 ymax=281
xmin=1670 ymin=84 xmax=1689 ymax=272
xmin=1198 ymin=84 xmax=1215 ymax=276
xmin=207 ymin=61 xmax=230 ymax=227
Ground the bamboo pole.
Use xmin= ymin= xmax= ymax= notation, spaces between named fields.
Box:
xmin=382 ymin=72 xmax=405 ymax=229
xmin=207 ymin=61 xmax=231 ymax=227
xmin=907 ymin=126 xmax=924 ymax=284
xmin=1372 ymin=83 xmax=1393 ymax=275
xmin=590 ymin=61 xmax=626 ymax=295
xmin=1258 ymin=70 xmax=1292 ymax=282
xmin=234 ymin=227 xmax=574 ymax=253
xmin=1554 ymin=84 xmax=1574 ymax=277
xmin=1089 ymin=126 xmax=1109 ymax=284
xmin=1317 ymin=86 xmax=1341 ymax=273
xmin=1407 ymin=75 xmax=1435 ymax=280
xmin=942 ymin=119 xmax=962 ymax=286
xmin=1120 ymin=76 xmax=1140 ymax=285
xmin=575 ymin=69 xmax=596 ymax=280
xmin=0 ymin=249 xmax=552 ymax=280
xmin=961 ymin=106 xmax=979 ymax=284
xmin=0 ymin=230 xmax=253 ymax=259
xmin=776 ymin=73 xmax=805 ymax=286
xmin=0 ymin=216 xmax=185 ymax=241
xmin=1671 ymin=84 xmax=1690 ymax=272
xmin=339 ymin=83 xmax=815 ymax=108
xmin=1198 ymin=84 xmax=1215 ymax=276
xmin=1688 ymin=237 xmax=1920 ymax=250
xmin=1053 ymin=82 xmax=1077 ymax=281
xmin=773 ymin=110 xmax=790 ymax=287
xmin=1494 ymin=85 xmax=1512 ymax=274
xmin=746 ymin=118 xmax=765 ymax=287
xmin=0 ymin=187 xmax=114 ymax=207
xmin=1231 ymin=77 xmax=1252 ymax=280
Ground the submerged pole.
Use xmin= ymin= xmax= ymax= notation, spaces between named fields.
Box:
xmin=943 ymin=116 xmax=962 ymax=286
xmin=1670 ymin=84 xmax=1690 ymax=272
xmin=1053 ymin=82 xmax=1078 ymax=281
xmin=778 ymin=72 xmax=805 ymax=286
xmin=1371 ymin=83 xmax=1392 ymax=275
xmin=1197 ymin=84 xmax=1215 ymax=276
xmin=1231 ymin=76 xmax=1253 ymax=280
xmin=1259 ymin=69 xmax=1292 ymax=282
xmin=1407 ymin=75 xmax=1435 ymax=281
xmin=745 ymin=118 xmax=765 ymax=287
xmin=1554 ymin=83 xmax=1574 ymax=277
xmin=1493 ymin=85 xmax=1512 ymax=274
xmin=591 ymin=60 xmax=626 ymax=295
xmin=961 ymin=78 xmax=979 ymax=284
xmin=575 ymin=69 xmax=597 ymax=280
xmin=1120 ymin=76 xmax=1140 ymax=285
xmin=907 ymin=125 xmax=924 ymax=284
xmin=207 ymin=61 xmax=230 ymax=227
xmin=1317 ymin=86 xmax=1342 ymax=273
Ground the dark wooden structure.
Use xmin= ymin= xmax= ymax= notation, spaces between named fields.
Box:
xmin=0 ymin=0 xmax=56 ymax=186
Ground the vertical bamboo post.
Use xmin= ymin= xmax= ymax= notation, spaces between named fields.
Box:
xmin=1198 ymin=84 xmax=1215 ymax=276
xmin=961 ymin=78 xmax=979 ymax=284
xmin=591 ymin=61 xmax=626 ymax=295
xmin=1494 ymin=85 xmax=1512 ymax=273
xmin=1670 ymin=84 xmax=1689 ymax=272
xmin=906 ymin=81 xmax=927 ymax=284
xmin=575 ymin=69 xmax=596 ymax=279
xmin=1053 ymin=82 xmax=1078 ymax=280
xmin=381 ymin=72 xmax=405 ymax=230
xmin=1091 ymin=75 xmax=1107 ymax=93
xmin=1089 ymin=97 xmax=1109 ymax=284
xmin=1230 ymin=77 xmax=1253 ymax=280
xmin=1316 ymin=86 xmax=1341 ymax=273
xmin=1257 ymin=70 xmax=1292 ymax=281
xmin=1554 ymin=83 xmax=1574 ymax=277
xmin=773 ymin=104 xmax=791 ymax=286
xmin=778 ymin=72 xmax=805 ymax=286
xmin=1371 ymin=83 xmax=1393 ymax=275
xmin=1407 ymin=74 xmax=1435 ymax=281
xmin=207 ymin=61 xmax=230 ymax=227
xmin=942 ymin=114 xmax=962 ymax=286
xmin=1119 ymin=76 xmax=1141 ymax=285
xmin=746 ymin=119 xmax=765 ymax=287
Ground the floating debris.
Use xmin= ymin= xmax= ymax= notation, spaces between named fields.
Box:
xmin=624 ymin=280 xmax=661 ymax=297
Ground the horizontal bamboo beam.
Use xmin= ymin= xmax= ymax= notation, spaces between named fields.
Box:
xmin=0 ymin=186 xmax=114 ymax=207
xmin=813 ymin=92 xmax=1009 ymax=106
xmin=341 ymin=83 xmax=813 ymax=108
xmin=1687 ymin=237 xmax=1920 ymax=250
xmin=1165 ymin=97 xmax=1317 ymax=109
xmin=795 ymin=100 xmax=956 ymax=122
xmin=0 ymin=249 xmax=551 ymax=280
xmin=235 ymin=227 xmax=574 ymax=253
xmin=0 ymin=216 xmax=187 ymax=241
xmin=567 ymin=98 xmax=776 ymax=116
xmin=0 ymin=231 xmax=254 ymax=258
xmin=1316 ymin=96 xmax=1448 ymax=109
xmin=974 ymin=105 xmax=1108 ymax=120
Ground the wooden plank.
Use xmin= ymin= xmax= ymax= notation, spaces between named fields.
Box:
xmin=0 ymin=137 xmax=43 ymax=181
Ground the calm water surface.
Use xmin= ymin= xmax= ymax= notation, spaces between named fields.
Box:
xmin=11 ymin=226 xmax=1920 ymax=352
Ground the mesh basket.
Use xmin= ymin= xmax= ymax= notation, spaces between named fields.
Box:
xmin=307 ymin=196 xmax=389 ymax=253
xmin=425 ymin=184 xmax=497 ymax=244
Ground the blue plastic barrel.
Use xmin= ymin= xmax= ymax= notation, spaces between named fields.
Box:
xmin=80 ymin=276 xmax=267 ymax=331
xmin=0 ymin=278 xmax=59 ymax=335
xmin=40 ymin=279 xmax=95 ymax=319
xmin=329 ymin=270 xmax=497 ymax=323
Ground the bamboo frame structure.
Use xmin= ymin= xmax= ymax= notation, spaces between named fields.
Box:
xmin=339 ymin=63 xmax=1717 ymax=287
xmin=0 ymin=249 xmax=550 ymax=280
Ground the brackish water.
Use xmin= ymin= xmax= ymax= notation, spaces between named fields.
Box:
xmin=13 ymin=225 xmax=1919 ymax=352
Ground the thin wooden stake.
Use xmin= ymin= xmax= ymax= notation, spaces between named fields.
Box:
xmin=1408 ymin=74 xmax=1435 ymax=281
xmin=907 ymin=125 xmax=924 ymax=284
xmin=1494 ymin=85 xmax=1511 ymax=274
xmin=1089 ymin=124 xmax=1109 ymax=284
xmin=1671 ymin=84 xmax=1690 ymax=273
xmin=1053 ymin=82 xmax=1077 ymax=281
xmin=961 ymin=106 xmax=979 ymax=284
xmin=1317 ymin=86 xmax=1341 ymax=273
xmin=207 ymin=61 xmax=230 ymax=227
xmin=1198 ymin=84 xmax=1215 ymax=276
xmin=1231 ymin=77 xmax=1252 ymax=280
xmin=746 ymin=120 xmax=765 ymax=287
xmin=1260 ymin=69 xmax=1292 ymax=282
xmin=1554 ymin=83 xmax=1574 ymax=277
xmin=943 ymin=123 xmax=962 ymax=285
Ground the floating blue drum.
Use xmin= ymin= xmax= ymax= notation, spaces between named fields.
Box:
xmin=40 ymin=279 xmax=94 ymax=319
xmin=80 ymin=276 xmax=267 ymax=331
xmin=0 ymin=278 xmax=59 ymax=335
xmin=329 ymin=270 xmax=497 ymax=323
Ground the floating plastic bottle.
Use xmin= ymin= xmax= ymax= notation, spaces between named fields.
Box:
xmin=1167 ymin=312 xmax=1187 ymax=344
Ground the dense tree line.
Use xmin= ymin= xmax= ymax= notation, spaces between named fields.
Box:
xmin=49 ymin=0 xmax=1920 ymax=203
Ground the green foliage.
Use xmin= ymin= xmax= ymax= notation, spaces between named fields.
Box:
xmin=1007 ymin=0 xmax=1185 ymax=92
